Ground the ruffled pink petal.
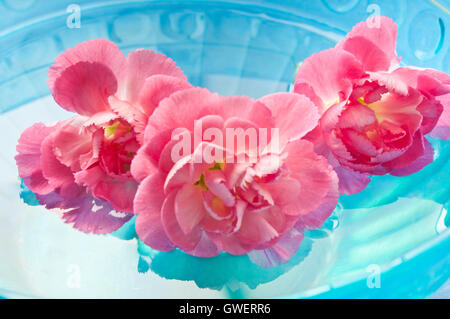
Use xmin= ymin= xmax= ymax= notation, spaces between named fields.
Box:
xmin=235 ymin=212 xmax=279 ymax=246
xmin=60 ymin=194 xmax=132 ymax=234
xmin=334 ymin=165 xmax=371 ymax=195
xmin=337 ymin=16 xmax=400 ymax=71
xmin=283 ymin=139 xmax=335 ymax=215
xmin=108 ymin=96 xmax=147 ymax=141
xmin=48 ymin=39 xmax=126 ymax=93
xmin=74 ymin=165 xmax=104 ymax=189
xmin=145 ymin=88 xmax=220 ymax=140
xmin=125 ymin=49 xmax=186 ymax=103
xmin=161 ymin=190 xmax=202 ymax=252
xmin=208 ymin=232 xmax=250 ymax=255
xmin=133 ymin=129 xmax=173 ymax=181
xmin=297 ymin=169 xmax=339 ymax=229
xmin=259 ymin=178 xmax=301 ymax=207
xmin=81 ymin=111 xmax=120 ymax=128
xmin=40 ymin=131 xmax=75 ymax=190
xmin=51 ymin=121 xmax=91 ymax=171
xmin=15 ymin=122 xmax=59 ymax=194
xmin=223 ymin=117 xmax=260 ymax=156
xmin=52 ymin=61 xmax=118 ymax=116
xmin=218 ymin=97 xmax=274 ymax=130
xmin=23 ymin=172 xmax=54 ymax=195
xmin=390 ymin=137 xmax=434 ymax=176
xmin=247 ymin=225 xmax=304 ymax=268
xmin=338 ymin=104 xmax=377 ymax=130
xmin=158 ymin=136 xmax=187 ymax=173
xmin=146 ymin=88 xmax=273 ymax=142
xmin=92 ymin=179 xmax=138 ymax=213
xmin=174 ymin=184 xmax=206 ymax=234
xmin=164 ymin=155 xmax=200 ymax=193
xmin=258 ymin=92 xmax=319 ymax=144
xmin=370 ymin=88 xmax=423 ymax=135
xmin=391 ymin=67 xmax=450 ymax=97
xmin=204 ymin=170 xmax=235 ymax=207
xmin=294 ymin=48 xmax=365 ymax=112
xmin=188 ymin=232 xmax=221 ymax=258
xmin=416 ymin=98 xmax=443 ymax=135
xmin=431 ymin=93 xmax=450 ymax=140
xmin=134 ymin=173 xmax=175 ymax=251
xmin=382 ymin=131 xmax=425 ymax=172
xmin=340 ymin=129 xmax=378 ymax=157
xmin=138 ymin=75 xmax=192 ymax=116
xmin=16 ymin=123 xmax=56 ymax=175
xmin=319 ymin=101 xmax=356 ymax=161
xmin=36 ymin=189 xmax=131 ymax=234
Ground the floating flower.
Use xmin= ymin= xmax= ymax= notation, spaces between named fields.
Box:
xmin=131 ymin=88 xmax=339 ymax=267
xmin=294 ymin=17 xmax=450 ymax=195
xmin=15 ymin=39 xmax=191 ymax=233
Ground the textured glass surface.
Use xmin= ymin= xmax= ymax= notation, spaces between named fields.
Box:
xmin=0 ymin=0 xmax=449 ymax=298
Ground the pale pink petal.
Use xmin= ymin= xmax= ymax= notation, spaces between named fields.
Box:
xmin=259 ymin=178 xmax=301 ymax=207
xmin=74 ymin=165 xmax=105 ymax=189
xmin=208 ymin=232 xmax=250 ymax=255
xmin=188 ymin=232 xmax=221 ymax=258
xmin=136 ymin=212 xmax=175 ymax=252
xmin=40 ymin=131 xmax=75 ymax=190
xmin=283 ymin=139 xmax=335 ymax=215
xmin=340 ymin=129 xmax=378 ymax=157
xmin=248 ymin=226 xmax=304 ymax=268
xmin=294 ymin=48 xmax=365 ymax=112
xmin=235 ymin=212 xmax=279 ymax=246
xmin=161 ymin=190 xmax=202 ymax=251
xmin=36 ymin=189 xmax=131 ymax=234
xmin=81 ymin=111 xmax=120 ymax=128
xmin=146 ymin=88 xmax=273 ymax=142
xmin=133 ymin=129 xmax=173 ymax=181
xmin=60 ymin=195 xmax=132 ymax=234
xmin=297 ymin=169 xmax=339 ymax=229
xmin=48 ymin=39 xmax=126 ymax=93
xmin=52 ymin=121 xmax=91 ymax=170
xmin=15 ymin=122 xmax=58 ymax=194
xmin=138 ymin=75 xmax=192 ymax=116
xmin=431 ymin=93 xmax=450 ymax=140
xmin=334 ymin=165 xmax=371 ymax=195
xmin=52 ymin=61 xmax=117 ymax=116
xmin=391 ymin=67 xmax=450 ymax=97
xmin=174 ymin=184 xmax=206 ymax=234
xmin=204 ymin=170 xmax=235 ymax=207
xmin=22 ymin=172 xmax=54 ymax=195
xmin=145 ymin=88 xmax=220 ymax=140
xmin=108 ymin=96 xmax=147 ymax=141
xmin=134 ymin=173 xmax=175 ymax=251
xmin=258 ymin=92 xmax=319 ymax=143
xmin=390 ymin=137 xmax=434 ymax=176
xmin=382 ymin=131 xmax=425 ymax=172
xmin=337 ymin=16 xmax=400 ymax=71
xmin=92 ymin=179 xmax=138 ymax=213
xmin=125 ymin=49 xmax=186 ymax=103
xmin=337 ymin=104 xmax=377 ymax=130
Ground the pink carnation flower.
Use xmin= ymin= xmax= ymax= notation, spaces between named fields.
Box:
xmin=15 ymin=39 xmax=191 ymax=233
xmin=131 ymin=88 xmax=339 ymax=267
xmin=294 ymin=17 xmax=450 ymax=195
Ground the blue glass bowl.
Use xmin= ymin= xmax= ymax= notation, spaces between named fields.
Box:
xmin=0 ymin=0 xmax=449 ymax=298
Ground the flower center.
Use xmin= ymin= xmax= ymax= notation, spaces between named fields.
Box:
xmin=100 ymin=121 xmax=139 ymax=177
